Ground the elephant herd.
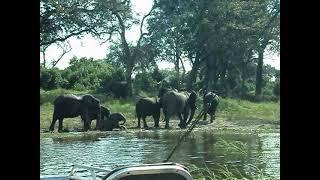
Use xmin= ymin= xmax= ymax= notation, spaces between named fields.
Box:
xmin=48 ymin=88 xmax=219 ymax=132
xmin=49 ymin=94 xmax=126 ymax=132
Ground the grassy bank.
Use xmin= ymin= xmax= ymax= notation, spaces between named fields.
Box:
xmin=40 ymin=89 xmax=279 ymax=132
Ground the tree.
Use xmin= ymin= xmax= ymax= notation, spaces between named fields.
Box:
xmin=254 ymin=0 xmax=280 ymax=100
xmin=102 ymin=0 xmax=157 ymax=96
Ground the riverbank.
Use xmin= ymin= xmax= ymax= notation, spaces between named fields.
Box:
xmin=40 ymin=89 xmax=279 ymax=140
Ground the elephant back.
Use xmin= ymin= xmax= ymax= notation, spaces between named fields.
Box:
xmin=136 ymin=97 xmax=160 ymax=112
xmin=204 ymin=92 xmax=219 ymax=103
xmin=53 ymin=94 xmax=81 ymax=106
xmin=162 ymin=91 xmax=188 ymax=115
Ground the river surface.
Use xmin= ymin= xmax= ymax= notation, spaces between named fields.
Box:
xmin=40 ymin=129 xmax=279 ymax=179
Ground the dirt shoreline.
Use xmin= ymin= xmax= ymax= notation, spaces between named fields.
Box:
xmin=40 ymin=118 xmax=279 ymax=141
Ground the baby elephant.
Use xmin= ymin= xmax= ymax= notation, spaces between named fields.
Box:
xmin=100 ymin=112 xmax=126 ymax=131
xmin=203 ymin=91 xmax=219 ymax=123
xmin=136 ymin=97 xmax=161 ymax=128
xmin=87 ymin=105 xmax=111 ymax=129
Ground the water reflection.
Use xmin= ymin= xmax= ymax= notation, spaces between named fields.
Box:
xmin=40 ymin=130 xmax=279 ymax=179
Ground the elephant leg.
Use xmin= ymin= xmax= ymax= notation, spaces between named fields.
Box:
xmin=137 ymin=117 xmax=141 ymax=128
xmin=88 ymin=120 xmax=93 ymax=130
xmin=164 ymin=115 xmax=170 ymax=129
xmin=178 ymin=113 xmax=184 ymax=128
xmin=143 ymin=117 xmax=148 ymax=128
xmin=210 ymin=111 xmax=216 ymax=123
xmin=58 ymin=119 xmax=63 ymax=132
xmin=203 ymin=112 xmax=207 ymax=121
xmin=95 ymin=119 xmax=100 ymax=131
xmin=210 ymin=106 xmax=217 ymax=123
xmin=49 ymin=116 xmax=58 ymax=131
xmin=211 ymin=115 xmax=216 ymax=123
xmin=153 ymin=115 xmax=160 ymax=128
xmin=83 ymin=120 xmax=90 ymax=132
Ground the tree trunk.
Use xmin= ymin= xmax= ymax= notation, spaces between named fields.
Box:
xmin=174 ymin=41 xmax=180 ymax=89
xmin=220 ymin=62 xmax=228 ymax=96
xmin=42 ymin=50 xmax=46 ymax=68
xmin=240 ymin=60 xmax=246 ymax=98
xmin=126 ymin=63 xmax=133 ymax=97
xmin=187 ymin=55 xmax=200 ymax=91
xmin=205 ymin=54 xmax=217 ymax=91
xmin=205 ymin=58 xmax=213 ymax=92
xmin=255 ymin=49 xmax=264 ymax=100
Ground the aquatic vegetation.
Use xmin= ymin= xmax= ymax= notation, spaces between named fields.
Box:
xmin=214 ymin=138 xmax=249 ymax=156
xmin=188 ymin=163 xmax=277 ymax=180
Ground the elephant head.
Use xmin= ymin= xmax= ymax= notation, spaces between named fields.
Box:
xmin=101 ymin=112 xmax=126 ymax=131
xmin=203 ymin=92 xmax=218 ymax=111
xmin=203 ymin=92 xmax=219 ymax=123
xmin=88 ymin=105 xmax=110 ymax=123
xmin=81 ymin=94 xmax=101 ymax=131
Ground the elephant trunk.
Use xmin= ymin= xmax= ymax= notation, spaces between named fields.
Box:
xmin=187 ymin=91 xmax=197 ymax=125
xmin=204 ymin=103 xmax=211 ymax=112
xmin=187 ymin=107 xmax=196 ymax=125
xmin=119 ymin=118 xmax=126 ymax=125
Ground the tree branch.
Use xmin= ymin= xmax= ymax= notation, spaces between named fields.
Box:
xmin=136 ymin=2 xmax=157 ymax=48
xmin=40 ymin=45 xmax=50 ymax=68
xmin=50 ymin=42 xmax=72 ymax=68
xmin=112 ymin=9 xmax=131 ymax=58
xmin=179 ymin=57 xmax=186 ymax=73
xmin=40 ymin=27 xmax=94 ymax=47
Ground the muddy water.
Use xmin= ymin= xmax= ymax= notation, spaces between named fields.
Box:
xmin=40 ymin=130 xmax=279 ymax=179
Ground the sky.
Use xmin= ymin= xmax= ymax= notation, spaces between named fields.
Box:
xmin=40 ymin=0 xmax=279 ymax=71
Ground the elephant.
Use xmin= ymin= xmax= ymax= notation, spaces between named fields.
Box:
xmin=136 ymin=97 xmax=161 ymax=128
xmin=87 ymin=105 xmax=111 ymax=127
xmin=49 ymin=94 xmax=101 ymax=132
xmin=158 ymin=87 xmax=177 ymax=98
xmin=100 ymin=112 xmax=126 ymax=131
xmin=158 ymin=87 xmax=177 ymax=108
xmin=161 ymin=90 xmax=197 ymax=129
xmin=109 ymin=81 xmax=128 ymax=99
xmin=203 ymin=91 xmax=219 ymax=123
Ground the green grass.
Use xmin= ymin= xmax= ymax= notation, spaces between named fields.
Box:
xmin=217 ymin=97 xmax=279 ymax=122
xmin=40 ymin=89 xmax=280 ymax=132
xmin=188 ymin=163 xmax=278 ymax=180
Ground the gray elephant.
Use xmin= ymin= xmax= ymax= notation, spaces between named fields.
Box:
xmin=49 ymin=94 xmax=101 ymax=132
xmin=161 ymin=90 xmax=197 ymax=129
xmin=87 ymin=105 xmax=111 ymax=126
xmin=100 ymin=112 xmax=126 ymax=131
xmin=110 ymin=81 xmax=128 ymax=99
xmin=136 ymin=97 xmax=161 ymax=128
xmin=203 ymin=91 xmax=219 ymax=123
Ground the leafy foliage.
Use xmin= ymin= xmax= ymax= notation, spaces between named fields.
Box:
xmin=40 ymin=0 xmax=279 ymax=101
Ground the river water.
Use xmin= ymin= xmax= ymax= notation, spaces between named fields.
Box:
xmin=40 ymin=130 xmax=279 ymax=179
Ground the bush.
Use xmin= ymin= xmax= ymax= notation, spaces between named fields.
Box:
xmin=273 ymin=80 xmax=280 ymax=97
xmin=40 ymin=67 xmax=64 ymax=90
xmin=61 ymin=57 xmax=125 ymax=92
xmin=133 ymin=72 xmax=158 ymax=95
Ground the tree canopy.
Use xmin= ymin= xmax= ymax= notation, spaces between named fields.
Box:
xmin=40 ymin=0 xmax=280 ymax=101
